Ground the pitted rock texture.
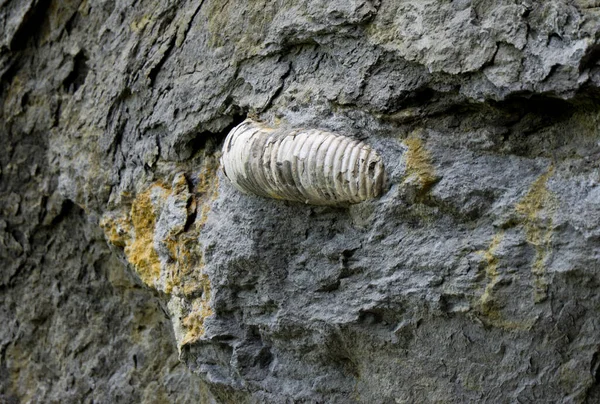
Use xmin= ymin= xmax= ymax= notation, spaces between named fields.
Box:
xmin=2 ymin=0 xmax=600 ymax=403
xmin=0 ymin=130 xmax=214 ymax=402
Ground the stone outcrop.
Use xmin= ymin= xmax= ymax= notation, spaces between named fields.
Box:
xmin=2 ymin=0 xmax=600 ymax=402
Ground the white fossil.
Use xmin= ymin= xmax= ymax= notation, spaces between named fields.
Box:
xmin=221 ymin=119 xmax=386 ymax=206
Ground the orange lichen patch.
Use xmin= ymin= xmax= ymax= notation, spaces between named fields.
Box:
xmin=403 ymin=137 xmax=438 ymax=192
xmin=101 ymin=153 xmax=220 ymax=297
xmin=101 ymin=185 xmax=166 ymax=289
xmin=181 ymin=277 xmax=213 ymax=345
xmin=515 ymin=167 xmax=558 ymax=303
xmin=124 ymin=184 xmax=167 ymax=288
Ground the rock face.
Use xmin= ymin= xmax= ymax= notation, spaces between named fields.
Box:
xmin=2 ymin=0 xmax=600 ymax=402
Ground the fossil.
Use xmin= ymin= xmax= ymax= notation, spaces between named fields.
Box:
xmin=221 ymin=119 xmax=386 ymax=206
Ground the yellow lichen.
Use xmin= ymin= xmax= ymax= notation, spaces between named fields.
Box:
xmin=100 ymin=155 xmax=220 ymax=344
xmin=164 ymin=230 xmax=204 ymax=296
xmin=99 ymin=213 xmax=131 ymax=248
xmin=164 ymin=156 xmax=220 ymax=296
xmin=402 ymin=137 xmax=437 ymax=192
xmin=130 ymin=15 xmax=152 ymax=32
xmin=515 ymin=166 xmax=558 ymax=303
xmin=477 ymin=231 xmax=504 ymax=315
xmin=101 ymin=185 xmax=166 ymax=289
xmin=125 ymin=185 xmax=164 ymax=287
xmin=473 ymin=232 xmax=536 ymax=331
xmin=181 ymin=278 xmax=214 ymax=345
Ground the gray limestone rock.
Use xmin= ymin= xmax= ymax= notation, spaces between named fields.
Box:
xmin=2 ymin=0 xmax=600 ymax=403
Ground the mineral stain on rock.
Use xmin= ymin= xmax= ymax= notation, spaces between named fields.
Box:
xmin=126 ymin=185 xmax=165 ymax=287
xmin=100 ymin=156 xmax=220 ymax=351
xmin=402 ymin=136 xmax=438 ymax=193
xmin=515 ymin=166 xmax=558 ymax=304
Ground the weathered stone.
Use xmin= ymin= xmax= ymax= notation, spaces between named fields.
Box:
xmin=2 ymin=0 xmax=600 ymax=402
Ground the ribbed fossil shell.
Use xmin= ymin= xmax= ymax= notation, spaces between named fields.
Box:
xmin=221 ymin=119 xmax=386 ymax=206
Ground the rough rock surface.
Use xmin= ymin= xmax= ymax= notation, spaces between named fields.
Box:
xmin=2 ymin=0 xmax=600 ymax=402
xmin=0 ymin=99 xmax=214 ymax=402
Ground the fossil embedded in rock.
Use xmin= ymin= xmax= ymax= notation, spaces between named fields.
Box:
xmin=220 ymin=119 xmax=386 ymax=206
